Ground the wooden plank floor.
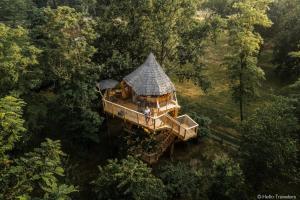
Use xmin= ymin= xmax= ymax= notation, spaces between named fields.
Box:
xmin=104 ymin=99 xmax=197 ymax=140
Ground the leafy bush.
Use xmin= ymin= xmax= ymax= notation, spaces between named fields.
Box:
xmin=207 ymin=155 xmax=247 ymax=200
xmin=92 ymin=156 xmax=166 ymax=200
xmin=190 ymin=112 xmax=212 ymax=138
xmin=240 ymin=96 xmax=299 ymax=190
xmin=0 ymin=139 xmax=76 ymax=200
xmin=158 ymin=162 xmax=205 ymax=200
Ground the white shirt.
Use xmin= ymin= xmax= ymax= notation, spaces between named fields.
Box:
xmin=144 ymin=108 xmax=151 ymax=116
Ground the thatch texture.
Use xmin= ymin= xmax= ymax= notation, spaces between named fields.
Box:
xmin=123 ymin=53 xmax=175 ymax=96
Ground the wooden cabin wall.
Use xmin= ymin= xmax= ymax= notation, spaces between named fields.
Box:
xmin=121 ymin=81 xmax=132 ymax=99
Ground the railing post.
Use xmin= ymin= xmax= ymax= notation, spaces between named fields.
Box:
xmin=179 ymin=125 xmax=181 ymax=136
xmin=137 ymin=113 xmax=139 ymax=125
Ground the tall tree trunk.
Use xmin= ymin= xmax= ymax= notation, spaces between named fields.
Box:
xmin=239 ymin=54 xmax=245 ymax=122
xmin=239 ymin=90 xmax=244 ymax=121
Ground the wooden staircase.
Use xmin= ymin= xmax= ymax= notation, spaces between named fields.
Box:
xmin=139 ymin=131 xmax=176 ymax=164
xmin=103 ymin=98 xmax=199 ymax=164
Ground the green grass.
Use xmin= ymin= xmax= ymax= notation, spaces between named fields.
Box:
xmin=174 ymin=37 xmax=285 ymax=138
xmin=175 ymin=35 xmax=239 ymax=137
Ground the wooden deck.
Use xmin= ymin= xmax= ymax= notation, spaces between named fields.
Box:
xmin=103 ymin=98 xmax=199 ymax=141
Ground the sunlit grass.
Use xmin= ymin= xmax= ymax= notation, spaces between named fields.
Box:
xmin=174 ymin=37 xmax=284 ymax=137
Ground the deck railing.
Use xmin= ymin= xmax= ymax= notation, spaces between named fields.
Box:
xmin=103 ymin=98 xmax=198 ymax=140
xmin=103 ymin=98 xmax=166 ymax=130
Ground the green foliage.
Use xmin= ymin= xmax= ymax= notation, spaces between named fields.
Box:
xmin=272 ymin=0 xmax=300 ymax=80
xmin=206 ymin=14 xmax=227 ymax=45
xmin=289 ymin=50 xmax=300 ymax=59
xmin=0 ymin=96 xmax=26 ymax=163
xmin=0 ymin=0 xmax=299 ymax=199
xmin=0 ymin=0 xmax=34 ymax=26
xmin=79 ymin=0 xmax=97 ymax=14
xmin=0 ymin=138 xmax=76 ymax=200
xmin=202 ymin=0 xmax=236 ymax=17
xmin=240 ymin=96 xmax=299 ymax=190
xmin=158 ymin=162 xmax=204 ymax=200
xmin=0 ymin=23 xmax=40 ymax=96
xmin=94 ymin=0 xmax=209 ymax=89
xmin=190 ymin=112 xmax=212 ymax=137
xmin=92 ymin=156 xmax=166 ymax=200
xmin=207 ymin=155 xmax=247 ymax=200
xmin=226 ymin=0 xmax=273 ymax=120
xmin=36 ymin=6 xmax=96 ymax=83
xmin=289 ymin=79 xmax=300 ymax=120
xmin=32 ymin=6 xmax=102 ymax=141
xmin=147 ymin=0 xmax=198 ymax=67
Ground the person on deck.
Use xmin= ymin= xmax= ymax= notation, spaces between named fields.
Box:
xmin=144 ymin=106 xmax=151 ymax=125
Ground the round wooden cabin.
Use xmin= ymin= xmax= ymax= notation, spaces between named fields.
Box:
xmin=120 ymin=53 xmax=180 ymax=116
xmin=101 ymin=53 xmax=199 ymax=146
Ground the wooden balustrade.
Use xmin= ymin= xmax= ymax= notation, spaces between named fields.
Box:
xmin=103 ymin=98 xmax=198 ymax=141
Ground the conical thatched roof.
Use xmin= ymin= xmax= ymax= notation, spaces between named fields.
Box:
xmin=123 ymin=53 xmax=175 ymax=96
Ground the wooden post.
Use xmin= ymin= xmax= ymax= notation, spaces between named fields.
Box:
xmin=166 ymin=98 xmax=168 ymax=110
xmin=111 ymin=103 xmax=114 ymax=118
xmin=174 ymin=108 xmax=178 ymax=118
xmin=174 ymin=92 xmax=178 ymax=105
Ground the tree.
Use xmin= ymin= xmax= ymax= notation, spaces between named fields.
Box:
xmin=92 ymin=156 xmax=166 ymax=200
xmin=240 ymin=96 xmax=299 ymax=191
xmin=226 ymin=0 xmax=273 ymax=121
xmin=272 ymin=0 xmax=300 ymax=81
xmin=0 ymin=95 xmax=75 ymax=199
xmin=0 ymin=0 xmax=34 ymax=26
xmin=189 ymin=112 xmax=212 ymax=138
xmin=207 ymin=155 xmax=247 ymax=200
xmin=148 ymin=0 xmax=198 ymax=67
xmin=202 ymin=0 xmax=236 ymax=17
xmin=94 ymin=0 xmax=209 ymax=89
xmin=158 ymin=162 xmax=205 ymax=200
xmin=32 ymin=6 xmax=102 ymax=141
xmin=0 ymin=139 xmax=76 ymax=200
xmin=0 ymin=23 xmax=40 ymax=96
xmin=288 ymin=78 xmax=300 ymax=120
xmin=0 ymin=96 xmax=26 ymax=163
xmin=78 ymin=0 xmax=97 ymax=15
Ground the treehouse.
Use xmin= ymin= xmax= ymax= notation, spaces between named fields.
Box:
xmin=100 ymin=53 xmax=199 ymax=164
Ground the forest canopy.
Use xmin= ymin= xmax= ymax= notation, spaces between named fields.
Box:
xmin=0 ymin=0 xmax=299 ymax=199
